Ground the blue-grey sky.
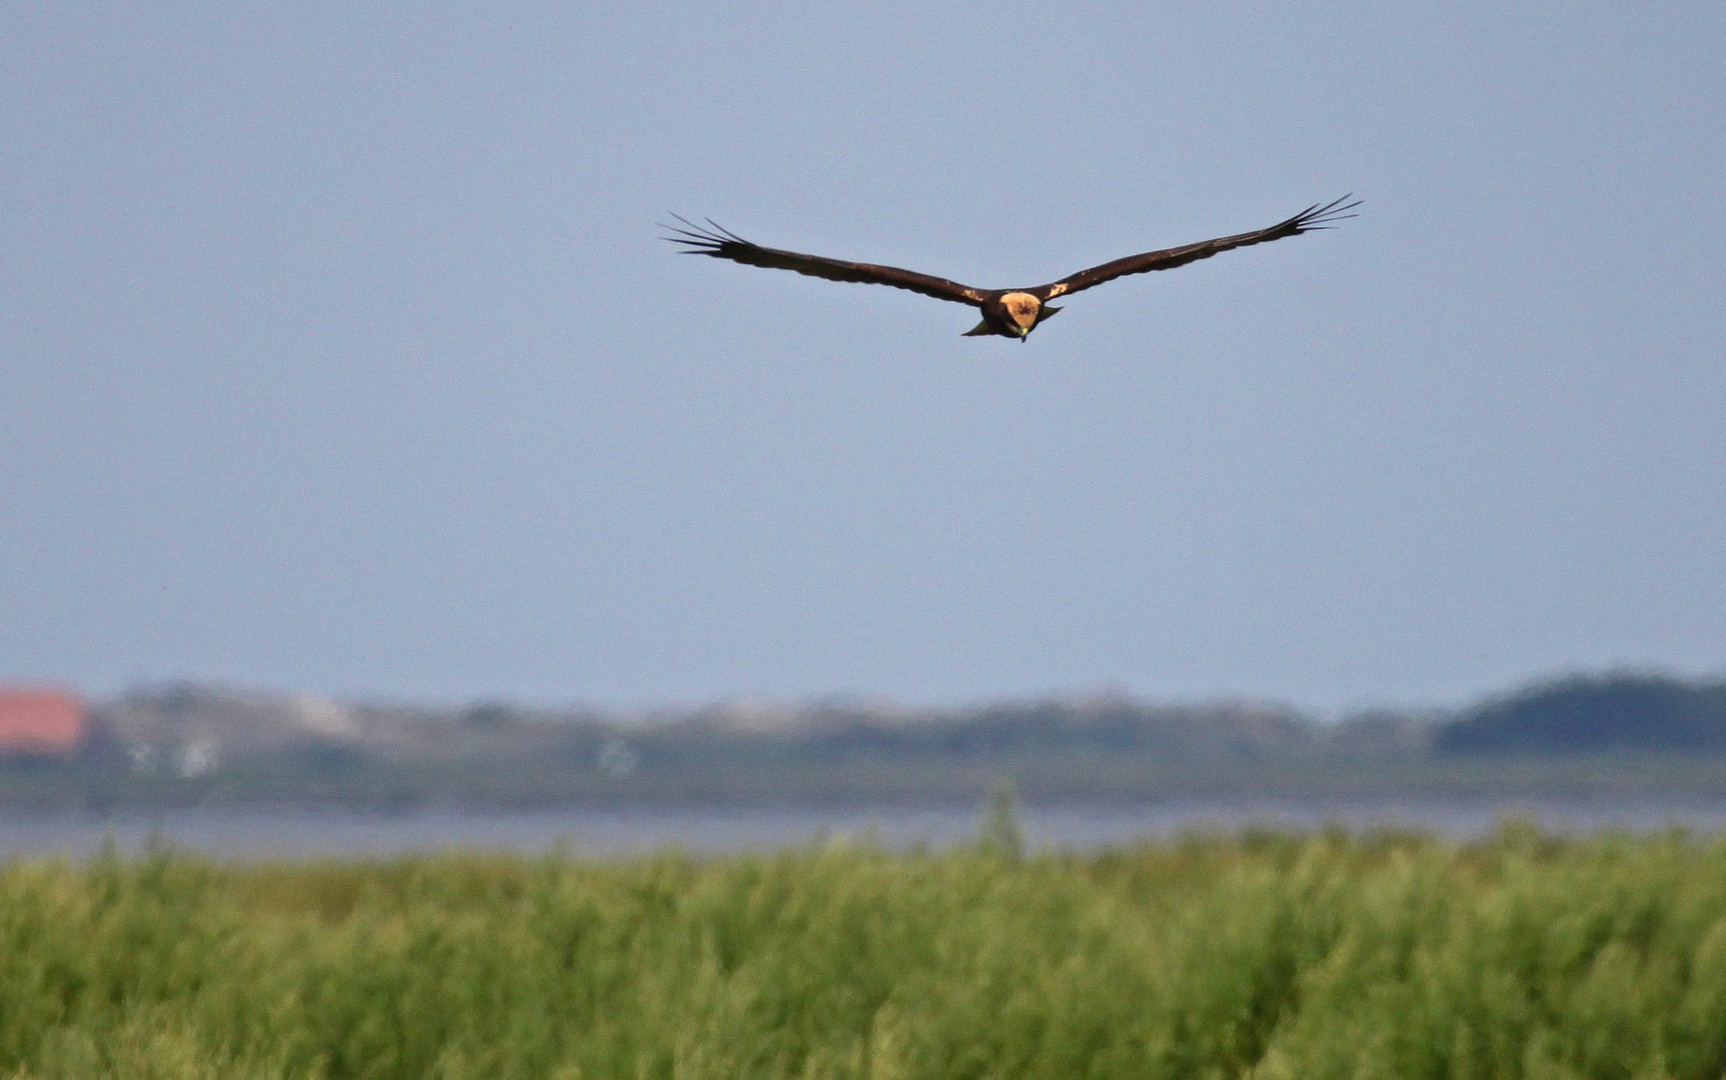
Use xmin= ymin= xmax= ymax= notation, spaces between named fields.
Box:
xmin=3 ymin=1 xmax=1722 ymax=714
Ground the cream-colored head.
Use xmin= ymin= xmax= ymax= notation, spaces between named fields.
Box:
xmin=1001 ymin=292 xmax=1040 ymax=335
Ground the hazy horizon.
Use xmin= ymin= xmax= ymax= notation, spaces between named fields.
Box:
xmin=18 ymin=664 xmax=1726 ymax=729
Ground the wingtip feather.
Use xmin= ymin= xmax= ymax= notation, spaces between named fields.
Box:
xmin=1287 ymin=194 xmax=1362 ymax=232
xmin=659 ymin=213 xmax=747 ymax=254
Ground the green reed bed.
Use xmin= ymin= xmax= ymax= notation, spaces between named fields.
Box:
xmin=3 ymin=824 xmax=1726 ymax=1080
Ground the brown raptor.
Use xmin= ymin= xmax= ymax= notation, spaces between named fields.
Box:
xmin=663 ymin=196 xmax=1358 ymax=341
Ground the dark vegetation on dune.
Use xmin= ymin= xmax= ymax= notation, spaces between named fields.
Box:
xmin=1437 ymin=674 xmax=1726 ymax=754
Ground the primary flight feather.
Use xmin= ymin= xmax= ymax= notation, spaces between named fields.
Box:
xmin=662 ymin=196 xmax=1359 ymax=341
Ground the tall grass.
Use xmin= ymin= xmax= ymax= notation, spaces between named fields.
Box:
xmin=3 ymin=825 xmax=1726 ymax=1080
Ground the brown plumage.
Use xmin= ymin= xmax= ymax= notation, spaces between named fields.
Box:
xmin=662 ymin=196 xmax=1358 ymax=341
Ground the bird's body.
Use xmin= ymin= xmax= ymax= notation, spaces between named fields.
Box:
xmin=966 ymin=291 xmax=1061 ymax=340
xmin=663 ymin=196 xmax=1358 ymax=340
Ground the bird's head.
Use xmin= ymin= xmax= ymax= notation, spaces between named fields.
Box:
xmin=1001 ymin=292 xmax=1041 ymax=339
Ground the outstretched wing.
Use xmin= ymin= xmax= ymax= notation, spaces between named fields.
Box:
xmin=1035 ymin=196 xmax=1359 ymax=300
xmin=663 ymin=217 xmax=987 ymax=306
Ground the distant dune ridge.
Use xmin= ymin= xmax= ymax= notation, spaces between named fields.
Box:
xmin=1437 ymin=672 xmax=1726 ymax=754
xmin=1 ymin=670 xmax=1724 ymax=808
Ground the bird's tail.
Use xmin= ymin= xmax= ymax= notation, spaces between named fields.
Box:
xmin=962 ymin=319 xmax=995 ymax=336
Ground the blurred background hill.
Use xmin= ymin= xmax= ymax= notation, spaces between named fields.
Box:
xmin=4 ymin=670 xmax=1726 ymax=809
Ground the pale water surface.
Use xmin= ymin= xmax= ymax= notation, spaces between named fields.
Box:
xmin=4 ymin=800 xmax=1726 ymax=860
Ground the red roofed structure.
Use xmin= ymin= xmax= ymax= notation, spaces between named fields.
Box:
xmin=0 ymin=687 xmax=86 ymax=755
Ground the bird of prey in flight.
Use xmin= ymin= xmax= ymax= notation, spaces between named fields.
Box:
xmin=663 ymin=196 xmax=1358 ymax=341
